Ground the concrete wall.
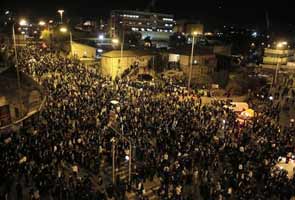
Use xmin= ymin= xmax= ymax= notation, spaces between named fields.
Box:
xmin=264 ymin=48 xmax=294 ymax=56
xmin=71 ymin=42 xmax=97 ymax=59
xmin=263 ymin=57 xmax=289 ymax=65
xmin=214 ymin=45 xmax=232 ymax=56
xmin=101 ymin=55 xmax=152 ymax=78
xmin=179 ymin=54 xmax=217 ymax=67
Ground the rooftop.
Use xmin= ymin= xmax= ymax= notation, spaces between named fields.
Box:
xmin=111 ymin=10 xmax=174 ymax=18
xmin=102 ymin=50 xmax=154 ymax=58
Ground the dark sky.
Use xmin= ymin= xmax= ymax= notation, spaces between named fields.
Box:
xmin=1 ymin=0 xmax=295 ymax=29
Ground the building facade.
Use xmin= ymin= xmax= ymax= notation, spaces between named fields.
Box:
xmin=71 ymin=41 xmax=97 ymax=60
xmin=263 ymin=48 xmax=295 ymax=65
xmin=174 ymin=20 xmax=204 ymax=35
xmin=101 ymin=50 xmax=153 ymax=79
xmin=109 ymin=10 xmax=175 ymax=42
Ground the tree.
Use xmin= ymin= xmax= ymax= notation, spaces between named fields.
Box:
xmin=212 ymin=70 xmax=229 ymax=88
xmin=144 ymin=36 xmax=152 ymax=47
xmin=125 ymin=32 xmax=141 ymax=46
xmin=169 ymin=33 xmax=186 ymax=48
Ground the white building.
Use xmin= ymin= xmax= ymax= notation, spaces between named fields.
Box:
xmin=263 ymin=48 xmax=295 ymax=65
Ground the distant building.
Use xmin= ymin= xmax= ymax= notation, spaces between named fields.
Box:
xmin=263 ymin=48 xmax=295 ymax=65
xmin=101 ymin=50 xmax=154 ymax=79
xmin=74 ymin=20 xmax=97 ymax=32
xmin=109 ymin=10 xmax=175 ymax=45
xmin=174 ymin=20 xmax=204 ymax=35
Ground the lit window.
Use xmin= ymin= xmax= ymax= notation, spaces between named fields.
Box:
xmin=163 ymin=18 xmax=173 ymax=21
xmin=141 ymin=28 xmax=145 ymax=31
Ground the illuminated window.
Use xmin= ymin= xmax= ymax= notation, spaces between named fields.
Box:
xmin=163 ymin=18 xmax=173 ymax=21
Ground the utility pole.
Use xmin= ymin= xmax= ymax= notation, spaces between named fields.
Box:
xmin=12 ymin=24 xmax=23 ymax=118
xmin=274 ymin=56 xmax=280 ymax=85
xmin=112 ymin=137 xmax=116 ymax=184
xmin=188 ymin=33 xmax=196 ymax=91
xmin=69 ymin=31 xmax=73 ymax=57
xmin=110 ymin=127 xmax=132 ymax=185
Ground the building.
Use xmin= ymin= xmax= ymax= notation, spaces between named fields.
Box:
xmin=71 ymin=41 xmax=98 ymax=60
xmin=167 ymin=48 xmax=217 ymax=85
xmin=109 ymin=10 xmax=175 ymax=44
xmin=174 ymin=20 xmax=204 ymax=35
xmin=263 ymin=48 xmax=295 ymax=65
xmin=101 ymin=50 xmax=154 ymax=79
xmin=0 ymin=67 xmax=45 ymax=129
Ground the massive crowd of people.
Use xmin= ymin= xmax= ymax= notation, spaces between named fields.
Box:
xmin=0 ymin=45 xmax=295 ymax=200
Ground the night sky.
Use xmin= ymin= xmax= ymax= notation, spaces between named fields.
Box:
xmin=1 ymin=0 xmax=295 ymax=29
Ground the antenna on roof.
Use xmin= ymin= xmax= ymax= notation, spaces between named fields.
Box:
xmin=146 ymin=0 xmax=156 ymax=12
xmin=265 ymin=10 xmax=270 ymax=31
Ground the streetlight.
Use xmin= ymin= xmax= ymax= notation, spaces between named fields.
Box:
xmin=59 ymin=27 xmax=67 ymax=33
xmin=19 ymin=19 xmax=28 ymax=26
xmin=188 ymin=31 xmax=199 ymax=91
xmin=112 ymin=38 xmax=119 ymax=45
xmin=38 ymin=20 xmax=46 ymax=26
xmin=98 ymin=34 xmax=104 ymax=41
xmin=59 ymin=27 xmax=73 ymax=56
xmin=12 ymin=23 xmax=23 ymax=118
xmin=57 ymin=9 xmax=64 ymax=24
xmin=274 ymin=41 xmax=287 ymax=86
xmin=109 ymin=126 xmax=132 ymax=185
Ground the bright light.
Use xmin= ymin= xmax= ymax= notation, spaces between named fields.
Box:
xmin=5 ymin=10 xmax=10 ymax=15
xmin=98 ymin=34 xmax=104 ymax=40
xmin=277 ymin=41 xmax=288 ymax=49
xmin=59 ymin=27 xmax=68 ymax=33
xmin=204 ymin=32 xmax=213 ymax=36
xmin=269 ymin=96 xmax=273 ymax=100
xmin=33 ymin=30 xmax=38 ymax=34
xmin=192 ymin=31 xmax=200 ymax=36
xmin=112 ymin=38 xmax=119 ymax=44
xmin=252 ymin=32 xmax=257 ymax=37
xmin=21 ymin=31 xmax=25 ymax=35
xmin=38 ymin=21 xmax=46 ymax=26
xmin=49 ymin=20 xmax=54 ymax=24
xmin=125 ymin=155 xmax=130 ymax=161
xmin=19 ymin=19 xmax=28 ymax=26
xmin=57 ymin=9 xmax=64 ymax=15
